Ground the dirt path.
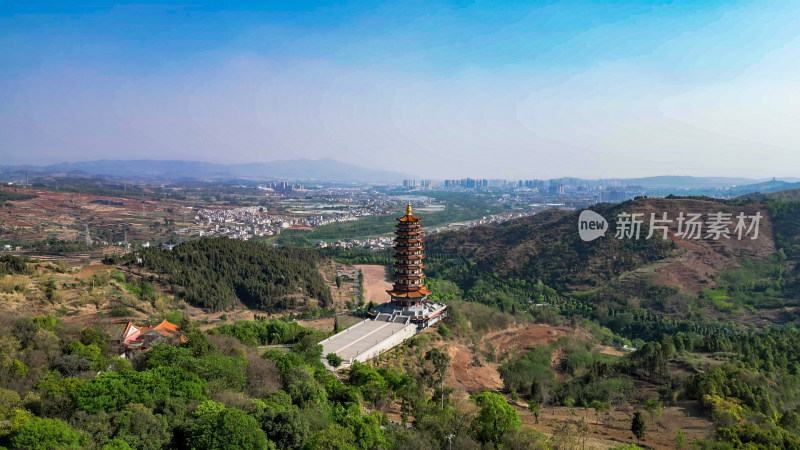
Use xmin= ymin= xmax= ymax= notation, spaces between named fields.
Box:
xmin=354 ymin=264 xmax=392 ymax=305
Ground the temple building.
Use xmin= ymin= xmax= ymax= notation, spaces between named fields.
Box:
xmin=367 ymin=203 xmax=447 ymax=328
xmin=115 ymin=319 xmax=185 ymax=359
xmin=320 ymin=203 xmax=447 ymax=367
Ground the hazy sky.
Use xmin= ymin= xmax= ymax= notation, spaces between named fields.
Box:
xmin=2 ymin=1 xmax=799 ymax=179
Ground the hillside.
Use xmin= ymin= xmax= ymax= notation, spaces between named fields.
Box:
xmin=129 ymin=237 xmax=332 ymax=312
xmin=429 ymin=197 xmax=772 ymax=288
xmin=424 ymin=195 xmax=800 ymax=327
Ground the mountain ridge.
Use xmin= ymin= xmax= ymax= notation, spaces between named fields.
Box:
xmin=2 ymin=159 xmax=795 ymax=188
xmin=425 ymin=195 xmax=796 ymax=322
xmin=0 ymin=158 xmax=409 ymax=183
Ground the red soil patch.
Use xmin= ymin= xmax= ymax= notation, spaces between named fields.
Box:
xmin=444 ymin=323 xmax=575 ymax=394
xmin=517 ymin=401 xmax=714 ymax=449
xmin=485 ymin=323 xmax=573 ymax=354
xmin=0 ymin=186 xmax=192 ymax=244
xmin=74 ymin=264 xmax=112 ymax=280
xmin=632 ymin=199 xmax=775 ymax=295
xmin=354 ymin=264 xmax=392 ymax=305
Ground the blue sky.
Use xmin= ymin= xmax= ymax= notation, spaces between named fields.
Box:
xmin=1 ymin=1 xmax=799 ymax=178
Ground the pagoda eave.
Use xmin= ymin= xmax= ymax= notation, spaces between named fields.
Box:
xmin=394 ymin=274 xmax=425 ymax=279
xmin=394 ymin=263 xmax=424 ymax=269
xmin=394 ymin=246 xmax=424 ymax=251
xmin=386 ymin=289 xmax=432 ymax=298
xmin=396 ymin=215 xmax=422 ymax=222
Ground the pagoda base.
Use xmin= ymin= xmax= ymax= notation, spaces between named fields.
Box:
xmin=367 ymin=300 xmax=447 ymax=330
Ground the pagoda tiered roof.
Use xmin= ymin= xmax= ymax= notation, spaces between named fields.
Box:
xmin=396 ymin=215 xmax=422 ymax=222
xmin=386 ymin=203 xmax=433 ymax=301
xmin=394 ymin=237 xmax=423 ymax=243
xmin=393 ymin=245 xmax=424 ymax=252
xmin=394 ymin=263 xmax=425 ymax=269
xmin=387 ymin=288 xmax=432 ymax=298
xmin=396 ymin=204 xmax=422 ymax=223
xmin=392 ymin=254 xmax=424 ymax=260
xmin=393 ymin=273 xmax=425 ymax=279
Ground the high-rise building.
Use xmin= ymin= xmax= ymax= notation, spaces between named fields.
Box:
xmin=601 ymin=190 xmax=626 ymax=202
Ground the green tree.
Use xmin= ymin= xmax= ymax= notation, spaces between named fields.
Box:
xmin=102 ymin=438 xmax=133 ymax=450
xmin=644 ymin=398 xmax=662 ymax=428
xmin=528 ymin=401 xmax=540 ymax=424
xmin=349 ymin=362 xmax=387 ymax=404
xmin=589 ymin=400 xmax=609 ymax=425
xmin=631 ymin=411 xmax=647 ymax=445
xmin=80 ymin=327 xmax=109 ymax=351
xmin=187 ymin=401 xmax=271 ymax=450
xmin=565 ymin=397 xmax=576 ymax=416
xmin=470 ymin=392 xmax=521 ymax=446
xmin=284 ymin=366 xmax=327 ymax=406
xmin=8 ymin=417 xmax=85 ymax=449
xmin=675 ymin=429 xmax=686 ymax=449
xmin=137 ymin=237 xmax=332 ymax=311
xmin=309 ymin=424 xmax=357 ymax=450
xmin=260 ymin=407 xmax=311 ymax=450
xmin=425 ymin=348 xmax=451 ymax=409
xmin=112 ymin=404 xmax=170 ymax=450
xmin=183 ymin=330 xmax=214 ymax=357
xmin=68 ymin=341 xmax=105 ymax=371
xmin=72 ymin=367 xmax=205 ymax=413
xmin=326 ymin=353 xmax=343 ymax=369
xmin=43 ymin=279 xmax=58 ymax=301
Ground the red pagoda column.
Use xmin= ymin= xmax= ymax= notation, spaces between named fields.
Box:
xmin=386 ymin=203 xmax=431 ymax=307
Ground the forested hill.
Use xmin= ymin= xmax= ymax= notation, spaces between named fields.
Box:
xmin=138 ymin=237 xmax=332 ymax=312
xmin=426 ymin=196 xmax=779 ymax=293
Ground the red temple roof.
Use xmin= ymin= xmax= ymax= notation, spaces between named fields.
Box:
xmin=397 ymin=214 xmax=421 ymax=222
xmin=386 ymin=288 xmax=432 ymax=297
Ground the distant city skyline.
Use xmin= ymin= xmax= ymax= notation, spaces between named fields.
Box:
xmin=2 ymin=1 xmax=800 ymax=179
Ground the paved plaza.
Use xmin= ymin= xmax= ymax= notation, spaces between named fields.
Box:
xmin=321 ymin=319 xmax=413 ymax=363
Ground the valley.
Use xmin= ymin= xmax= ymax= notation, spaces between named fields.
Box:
xmin=2 ymin=189 xmax=800 ymax=449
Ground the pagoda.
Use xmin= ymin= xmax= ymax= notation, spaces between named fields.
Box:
xmin=367 ymin=203 xmax=446 ymax=329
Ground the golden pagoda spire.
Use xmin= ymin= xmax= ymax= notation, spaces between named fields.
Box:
xmin=406 ymin=202 xmax=412 ymax=216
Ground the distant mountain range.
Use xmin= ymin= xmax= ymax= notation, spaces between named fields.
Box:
xmin=0 ymin=159 xmax=796 ymax=190
xmin=0 ymin=159 xmax=409 ymax=184
xmin=566 ymin=176 xmax=800 ymax=194
xmin=621 ymin=175 xmax=769 ymax=188
xmin=729 ymin=179 xmax=800 ymax=196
